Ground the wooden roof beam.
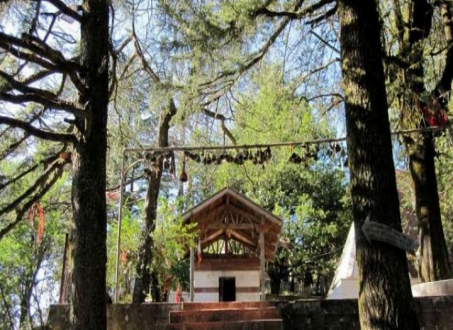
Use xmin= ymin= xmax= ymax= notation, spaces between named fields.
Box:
xmin=227 ymin=229 xmax=256 ymax=247
xmin=205 ymin=224 xmax=256 ymax=230
xmin=201 ymin=228 xmax=224 ymax=245
xmin=228 ymin=204 xmax=261 ymax=223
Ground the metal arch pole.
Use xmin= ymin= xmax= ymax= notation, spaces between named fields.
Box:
xmin=114 ymin=150 xmax=126 ymax=303
xmin=260 ymin=219 xmax=265 ymax=302
xmin=190 ymin=247 xmax=194 ymax=302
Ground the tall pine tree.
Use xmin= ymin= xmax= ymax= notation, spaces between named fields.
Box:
xmin=338 ymin=0 xmax=419 ymax=328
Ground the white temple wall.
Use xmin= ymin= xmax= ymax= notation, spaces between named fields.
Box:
xmin=194 ymin=270 xmax=260 ymax=302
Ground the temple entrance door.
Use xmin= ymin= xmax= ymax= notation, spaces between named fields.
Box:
xmin=219 ymin=277 xmax=236 ymax=302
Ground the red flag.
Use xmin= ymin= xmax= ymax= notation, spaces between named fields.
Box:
xmin=37 ymin=204 xmax=45 ymax=244
xmin=197 ymin=239 xmax=202 ymax=265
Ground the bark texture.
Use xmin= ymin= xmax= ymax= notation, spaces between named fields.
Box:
xmin=338 ymin=0 xmax=419 ymax=329
xmin=398 ymin=0 xmax=452 ymax=282
xmin=133 ymin=101 xmax=176 ymax=303
xmin=407 ymin=135 xmax=452 ymax=281
xmin=70 ymin=1 xmax=109 ymax=329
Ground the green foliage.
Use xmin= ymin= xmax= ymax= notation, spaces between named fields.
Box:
xmin=0 ymin=166 xmax=70 ymax=329
xmin=106 ymin=201 xmax=141 ymax=303
xmin=151 ymin=198 xmax=197 ymax=295
xmin=436 ymin=134 xmax=453 ymax=254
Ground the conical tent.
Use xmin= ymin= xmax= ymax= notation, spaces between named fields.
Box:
xmin=328 ymin=222 xmax=422 ymax=299
xmin=327 ymin=224 xmax=358 ymax=299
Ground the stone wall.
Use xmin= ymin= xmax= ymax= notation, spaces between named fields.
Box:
xmin=45 ymin=296 xmax=453 ymax=330
xmin=276 ymin=296 xmax=453 ymax=330
xmin=46 ymin=303 xmax=182 ymax=330
xmin=412 ymin=279 xmax=453 ymax=297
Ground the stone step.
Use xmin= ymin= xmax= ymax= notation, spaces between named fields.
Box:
xmin=166 ymin=319 xmax=284 ymax=330
xmin=170 ymin=308 xmax=281 ymax=324
xmin=181 ymin=302 xmax=276 ymax=311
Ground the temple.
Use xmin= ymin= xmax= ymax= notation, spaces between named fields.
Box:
xmin=182 ymin=188 xmax=283 ymax=302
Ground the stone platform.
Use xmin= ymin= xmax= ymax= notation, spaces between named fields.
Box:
xmin=45 ymin=296 xmax=453 ymax=330
xmin=166 ymin=302 xmax=283 ymax=330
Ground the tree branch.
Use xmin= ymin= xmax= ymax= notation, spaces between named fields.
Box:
xmin=132 ymin=29 xmax=161 ymax=83
xmin=0 ymin=116 xmax=76 ymax=143
xmin=435 ymin=2 xmax=453 ymax=98
xmin=0 ymin=109 xmax=46 ymax=161
xmin=0 ymin=32 xmax=81 ymax=73
xmin=0 ymin=93 xmax=86 ymax=117
xmin=0 ymin=160 xmax=63 ymax=218
xmin=202 ymin=108 xmax=237 ymax=145
xmin=0 ymin=39 xmax=60 ymax=72
xmin=0 ymin=163 xmax=65 ymax=241
xmin=0 ymin=153 xmax=60 ymax=190
xmin=21 ymin=70 xmax=56 ymax=85
xmin=305 ymin=4 xmax=337 ymax=26
xmin=0 ymin=70 xmax=56 ymax=99
xmin=309 ymin=30 xmax=340 ymax=54
xmin=39 ymin=0 xmax=82 ymax=22
xmin=252 ymin=0 xmax=334 ymax=19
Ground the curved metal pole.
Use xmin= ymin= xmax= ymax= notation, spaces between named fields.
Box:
xmin=114 ymin=151 xmax=126 ymax=303
xmin=114 ymin=152 xmax=144 ymax=303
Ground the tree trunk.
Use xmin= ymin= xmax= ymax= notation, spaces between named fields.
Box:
xmin=407 ymin=135 xmax=452 ymax=281
xmin=397 ymin=0 xmax=452 ymax=282
xmin=133 ymin=101 xmax=177 ymax=303
xmin=338 ymin=0 xmax=419 ymax=329
xmin=132 ymin=163 xmax=163 ymax=303
xmin=70 ymin=1 xmax=109 ymax=329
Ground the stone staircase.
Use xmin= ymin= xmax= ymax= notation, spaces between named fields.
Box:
xmin=166 ymin=301 xmax=283 ymax=330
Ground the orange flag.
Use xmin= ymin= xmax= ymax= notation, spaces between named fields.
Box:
xmin=37 ymin=204 xmax=45 ymax=244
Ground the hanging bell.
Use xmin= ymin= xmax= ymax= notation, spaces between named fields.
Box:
xmin=180 ymin=161 xmax=188 ymax=183
xmin=265 ymin=146 xmax=272 ymax=160
xmin=144 ymin=168 xmax=152 ymax=177
xmin=311 ymin=151 xmax=319 ymax=161
xmin=163 ymin=157 xmax=170 ymax=170
xmin=289 ymin=152 xmax=302 ymax=164
xmin=152 ymin=161 xmax=160 ymax=176
xmin=343 ymin=157 xmax=349 ymax=167
xmin=169 ymin=152 xmax=176 ymax=176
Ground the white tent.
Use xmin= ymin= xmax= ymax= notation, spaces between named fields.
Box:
xmin=327 ymin=223 xmax=422 ymax=299
xmin=326 ymin=224 xmax=358 ymax=299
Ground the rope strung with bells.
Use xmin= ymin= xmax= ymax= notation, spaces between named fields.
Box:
xmin=136 ymin=124 xmax=453 ymax=182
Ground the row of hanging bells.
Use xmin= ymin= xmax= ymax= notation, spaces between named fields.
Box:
xmin=143 ymin=142 xmax=348 ymax=183
xmin=184 ymin=146 xmax=272 ymax=166
xmin=143 ymin=151 xmax=176 ymax=178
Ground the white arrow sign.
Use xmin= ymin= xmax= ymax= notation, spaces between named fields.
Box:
xmin=362 ymin=217 xmax=419 ymax=254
